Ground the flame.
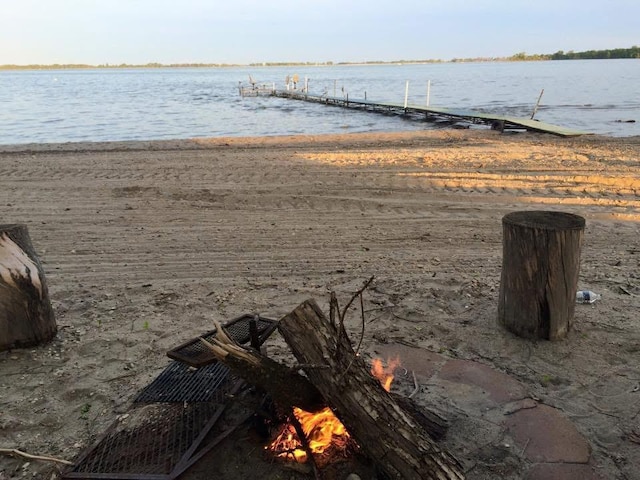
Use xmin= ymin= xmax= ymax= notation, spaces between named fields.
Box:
xmin=268 ymin=406 xmax=350 ymax=463
xmin=371 ymin=356 xmax=401 ymax=392
xmin=267 ymin=355 xmax=402 ymax=464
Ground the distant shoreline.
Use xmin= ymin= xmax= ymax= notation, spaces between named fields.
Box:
xmin=2 ymin=46 xmax=638 ymax=71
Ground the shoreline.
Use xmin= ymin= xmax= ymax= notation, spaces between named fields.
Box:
xmin=1 ymin=129 xmax=639 ymax=479
xmin=0 ymin=128 xmax=637 ymax=153
xmin=3 ymin=49 xmax=639 ymax=70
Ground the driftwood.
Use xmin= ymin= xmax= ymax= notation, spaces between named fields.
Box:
xmin=0 ymin=448 xmax=72 ymax=466
xmin=204 ymin=301 xmax=463 ymax=479
xmin=0 ymin=224 xmax=56 ymax=351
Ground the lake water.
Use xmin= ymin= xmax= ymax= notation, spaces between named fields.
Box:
xmin=1 ymin=59 xmax=638 ymax=144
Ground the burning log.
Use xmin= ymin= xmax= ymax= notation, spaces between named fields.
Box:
xmin=201 ymin=320 xmax=325 ymax=413
xmin=279 ymin=299 xmax=464 ymax=480
xmin=201 ymin=298 xmax=461 ymax=478
xmin=203 ymin=321 xmax=448 ymax=441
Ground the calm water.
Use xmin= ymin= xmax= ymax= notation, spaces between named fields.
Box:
xmin=1 ymin=60 xmax=638 ymax=144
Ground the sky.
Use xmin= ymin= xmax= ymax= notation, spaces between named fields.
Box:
xmin=1 ymin=0 xmax=638 ymax=65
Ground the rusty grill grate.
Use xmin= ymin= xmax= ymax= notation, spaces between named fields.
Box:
xmin=166 ymin=314 xmax=277 ymax=367
xmin=63 ymin=313 xmax=277 ymax=479
xmin=134 ymin=361 xmax=233 ymax=403
xmin=65 ymin=401 xmax=225 ymax=479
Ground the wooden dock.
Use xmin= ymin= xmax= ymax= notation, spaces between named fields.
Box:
xmin=254 ymin=87 xmax=589 ymax=137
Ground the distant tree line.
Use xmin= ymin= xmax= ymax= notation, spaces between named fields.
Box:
xmin=508 ymin=46 xmax=640 ymax=61
xmin=1 ymin=46 xmax=638 ymax=70
xmin=549 ymin=46 xmax=640 ymax=60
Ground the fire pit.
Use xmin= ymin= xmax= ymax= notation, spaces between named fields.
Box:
xmin=196 ymin=297 xmax=462 ymax=479
xmin=185 ymin=354 xmax=428 ymax=479
xmin=64 ymin=292 xmax=462 ymax=479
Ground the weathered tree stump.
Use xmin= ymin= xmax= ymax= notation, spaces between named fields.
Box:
xmin=498 ymin=211 xmax=585 ymax=340
xmin=0 ymin=224 xmax=56 ymax=351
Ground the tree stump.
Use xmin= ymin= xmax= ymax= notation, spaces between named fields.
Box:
xmin=498 ymin=211 xmax=585 ymax=340
xmin=0 ymin=224 xmax=56 ymax=351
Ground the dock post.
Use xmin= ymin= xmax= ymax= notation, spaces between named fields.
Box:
xmin=531 ymin=88 xmax=545 ymax=119
xmin=404 ymin=81 xmax=409 ymax=110
xmin=426 ymin=80 xmax=431 ymax=107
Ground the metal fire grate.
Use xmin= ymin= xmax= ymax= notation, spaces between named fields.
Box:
xmin=64 ymin=401 xmax=227 ymax=479
xmin=63 ymin=313 xmax=277 ymax=479
xmin=134 ymin=361 xmax=232 ymax=403
xmin=167 ymin=314 xmax=277 ymax=367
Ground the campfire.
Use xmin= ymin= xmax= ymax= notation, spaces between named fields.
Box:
xmin=267 ymin=356 xmax=401 ymax=465
xmin=268 ymin=406 xmax=351 ymax=463
xmin=202 ymin=289 xmax=463 ymax=479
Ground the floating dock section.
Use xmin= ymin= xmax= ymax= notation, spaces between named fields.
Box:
xmin=242 ymin=85 xmax=589 ymax=137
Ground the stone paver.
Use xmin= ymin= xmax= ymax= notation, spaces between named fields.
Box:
xmin=526 ymin=463 xmax=604 ymax=480
xmin=438 ymin=358 xmax=527 ymax=403
xmin=373 ymin=343 xmax=446 ymax=379
xmin=373 ymin=343 xmax=600 ymax=477
xmin=505 ymin=403 xmax=591 ymax=463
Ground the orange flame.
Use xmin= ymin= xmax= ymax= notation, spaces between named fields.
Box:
xmin=268 ymin=406 xmax=350 ymax=463
xmin=370 ymin=356 xmax=401 ymax=392
xmin=268 ymin=355 xmax=402 ymax=463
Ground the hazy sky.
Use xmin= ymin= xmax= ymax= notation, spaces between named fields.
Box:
xmin=1 ymin=0 xmax=638 ymax=65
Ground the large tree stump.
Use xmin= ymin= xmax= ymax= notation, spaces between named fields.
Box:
xmin=279 ymin=300 xmax=464 ymax=480
xmin=498 ymin=211 xmax=585 ymax=340
xmin=0 ymin=224 xmax=56 ymax=351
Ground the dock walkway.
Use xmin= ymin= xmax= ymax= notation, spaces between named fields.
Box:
xmin=260 ymin=88 xmax=589 ymax=137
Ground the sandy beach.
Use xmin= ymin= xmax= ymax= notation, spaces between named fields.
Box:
xmin=1 ymin=129 xmax=639 ymax=479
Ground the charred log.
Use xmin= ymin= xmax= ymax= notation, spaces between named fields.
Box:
xmin=278 ymin=300 xmax=464 ymax=480
xmin=202 ymin=301 xmax=462 ymax=479
xmin=200 ymin=322 xmax=324 ymax=413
